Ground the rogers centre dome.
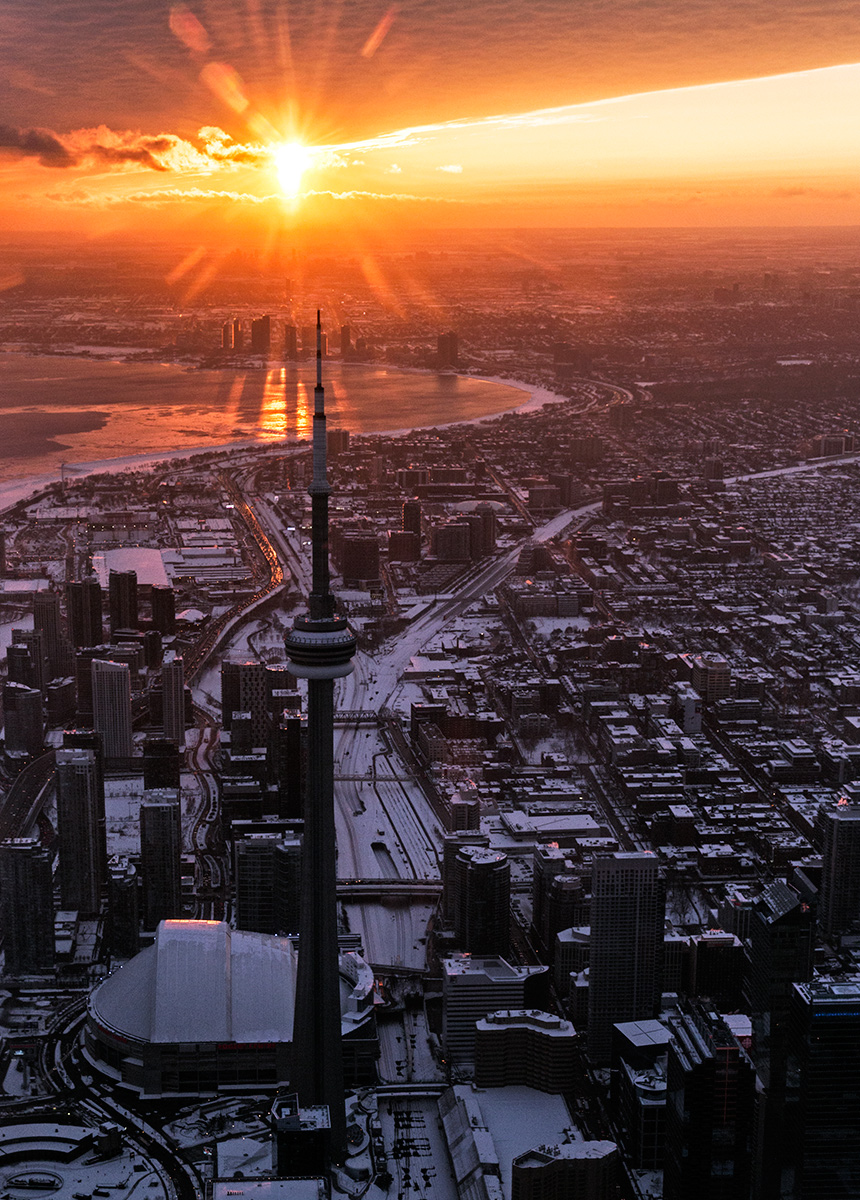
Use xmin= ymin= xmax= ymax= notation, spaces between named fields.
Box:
xmin=85 ymin=920 xmax=378 ymax=1097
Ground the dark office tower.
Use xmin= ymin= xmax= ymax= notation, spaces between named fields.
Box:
xmin=818 ymin=802 xmax=860 ymax=938
xmin=532 ymin=843 xmax=589 ymax=960
xmin=107 ymin=856 xmax=139 ymax=959
xmin=233 ymin=318 xmax=244 ymax=351
xmin=74 ymin=645 xmax=108 ymax=718
xmin=0 ymin=528 xmax=5 ymax=578
xmin=142 ymin=737 xmax=181 ymax=790
xmin=402 ymin=498 xmax=422 ymax=539
xmin=221 ymin=320 xmax=233 ymax=351
xmin=140 ymin=790 xmax=182 ymax=930
xmin=437 ymin=330 xmax=458 ymax=368
xmin=34 ymin=590 xmax=63 ymax=678
xmin=301 ymin=324 xmax=314 ymax=355
xmin=340 ymin=535 xmax=380 ymax=586
xmin=274 ymin=835 xmax=302 ymax=935
xmin=284 ymin=323 xmax=298 ymax=360
xmin=3 ymin=681 xmax=44 ymax=758
xmin=0 ymin=838 xmax=54 ymax=977
xmin=222 ymin=660 xmax=271 ymax=746
xmin=270 ymin=715 xmax=305 ymax=819
xmin=588 ymin=852 xmax=664 ymax=1066
xmin=326 ymin=428 xmax=350 ymax=459
xmin=63 ymin=727 xmax=106 ymax=875
xmin=108 ymin=569 xmax=138 ymax=634
xmin=67 ymin=577 xmax=103 ymax=648
xmin=234 ymin=833 xmax=283 ymax=933
xmin=476 ymin=502 xmax=498 ymax=555
xmin=687 ymin=932 xmax=745 ymax=1011
xmin=388 ymin=530 xmax=420 ymax=562
xmin=788 ymin=978 xmax=860 ymax=1198
xmin=56 ymin=746 xmax=104 ymax=914
xmin=161 ymin=650 xmax=186 ymax=748
xmin=251 ymin=314 xmax=272 ymax=353
xmin=748 ymin=881 xmax=814 ymax=1049
xmin=340 ymin=325 xmax=351 ymax=356
xmin=7 ymin=640 xmax=43 ymax=693
xmin=92 ymin=659 xmax=132 ymax=759
xmin=150 ymin=585 xmax=176 ymax=636
xmin=284 ymin=311 xmax=357 ymax=1159
xmin=663 ymin=1005 xmax=757 ymax=1200
xmin=13 ymin=628 xmax=48 ymax=692
xmin=266 ymin=665 xmax=297 ymax=717
xmin=747 ymin=882 xmax=814 ymax=1200
xmin=442 ymin=831 xmax=490 ymax=921
xmin=453 ymin=846 xmax=510 ymax=956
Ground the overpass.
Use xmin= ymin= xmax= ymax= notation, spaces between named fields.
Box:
xmin=0 ymin=750 xmax=56 ymax=840
xmin=335 ymin=773 xmax=414 ymax=782
xmin=337 ymin=878 xmax=442 ymax=900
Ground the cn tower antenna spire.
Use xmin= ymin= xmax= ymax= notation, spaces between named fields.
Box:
xmin=317 ymin=307 xmax=323 ymax=389
xmin=309 ymin=308 xmax=332 ymax=619
xmin=284 ymin=307 xmax=356 ymax=1163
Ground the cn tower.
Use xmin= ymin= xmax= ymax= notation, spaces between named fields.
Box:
xmin=285 ymin=311 xmax=356 ymax=1159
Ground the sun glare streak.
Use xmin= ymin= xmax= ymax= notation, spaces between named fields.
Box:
xmin=362 ymin=6 xmax=399 ymax=58
xmin=274 ymin=142 xmax=311 ymax=197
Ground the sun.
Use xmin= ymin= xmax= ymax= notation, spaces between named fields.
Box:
xmin=274 ymin=141 xmax=311 ymax=198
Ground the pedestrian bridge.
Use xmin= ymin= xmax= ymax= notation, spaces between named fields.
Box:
xmin=334 ymin=710 xmax=379 ymax=725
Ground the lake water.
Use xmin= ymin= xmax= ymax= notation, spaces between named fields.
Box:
xmin=0 ymin=354 xmax=526 ymax=482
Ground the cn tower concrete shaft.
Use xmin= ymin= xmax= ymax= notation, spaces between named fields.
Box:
xmin=285 ymin=311 xmax=356 ymax=1161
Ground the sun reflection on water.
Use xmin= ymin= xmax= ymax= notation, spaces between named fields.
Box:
xmin=260 ymin=368 xmax=311 ymax=440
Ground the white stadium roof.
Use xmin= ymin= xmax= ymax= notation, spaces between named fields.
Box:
xmin=91 ymin=920 xmax=298 ymax=1044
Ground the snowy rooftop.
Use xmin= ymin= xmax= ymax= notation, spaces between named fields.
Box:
xmin=0 ymin=579 xmax=50 ymax=593
xmin=93 ymin=547 xmax=169 ymax=587
xmin=440 ymin=1085 xmax=577 ymax=1198
xmin=0 ymin=1122 xmax=168 ymax=1198
xmin=213 ymin=1182 xmax=325 ymax=1200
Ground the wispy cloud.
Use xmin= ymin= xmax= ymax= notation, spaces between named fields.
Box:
xmin=772 ymin=185 xmax=856 ymax=200
xmin=305 ymin=188 xmax=468 ymax=203
xmin=437 ymin=163 xmax=463 ymax=173
xmin=47 ymin=186 xmax=282 ymax=206
xmin=47 ymin=184 xmax=469 ymax=207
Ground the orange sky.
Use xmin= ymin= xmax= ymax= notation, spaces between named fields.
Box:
xmin=1 ymin=1 xmax=859 ymax=237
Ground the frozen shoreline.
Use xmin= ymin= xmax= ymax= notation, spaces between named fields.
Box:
xmin=0 ymin=369 xmax=567 ymax=514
